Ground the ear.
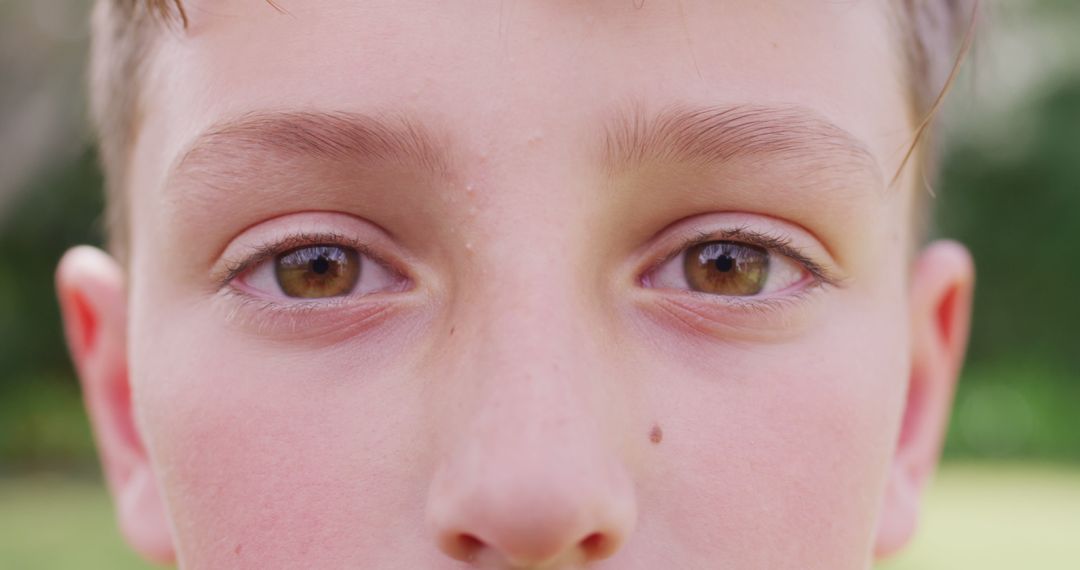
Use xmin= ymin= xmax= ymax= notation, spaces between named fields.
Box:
xmin=56 ymin=246 xmax=176 ymax=564
xmin=874 ymin=240 xmax=974 ymax=558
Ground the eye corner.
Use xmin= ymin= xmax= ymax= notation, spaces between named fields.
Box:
xmin=212 ymin=255 xmax=263 ymax=295
xmin=799 ymin=258 xmax=848 ymax=291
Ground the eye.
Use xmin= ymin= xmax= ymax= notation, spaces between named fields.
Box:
xmin=239 ymin=244 xmax=401 ymax=299
xmin=647 ymin=239 xmax=810 ymax=296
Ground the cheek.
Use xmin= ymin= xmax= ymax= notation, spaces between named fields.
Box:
xmin=129 ymin=304 xmax=432 ymax=566
xmin=636 ymin=300 xmax=908 ymax=567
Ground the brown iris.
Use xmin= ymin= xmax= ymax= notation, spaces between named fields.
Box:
xmin=275 ymin=245 xmax=360 ymax=298
xmin=683 ymin=241 xmax=769 ymax=296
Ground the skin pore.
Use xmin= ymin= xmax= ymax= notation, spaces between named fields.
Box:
xmin=56 ymin=1 xmax=974 ymax=568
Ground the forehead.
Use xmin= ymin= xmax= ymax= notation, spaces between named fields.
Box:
xmin=140 ymin=0 xmax=909 ymax=179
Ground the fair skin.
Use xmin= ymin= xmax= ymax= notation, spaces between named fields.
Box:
xmin=57 ymin=0 xmax=974 ymax=568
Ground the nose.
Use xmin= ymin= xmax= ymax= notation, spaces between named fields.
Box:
xmin=428 ymin=435 xmax=636 ymax=567
xmin=425 ymin=291 xmax=637 ymax=567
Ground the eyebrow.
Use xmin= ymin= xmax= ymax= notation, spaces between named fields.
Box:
xmin=171 ymin=110 xmax=451 ymax=184
xmin=601 ymin=104 xmax=883 ymax=184
xmin=170 ymin=105 xmax=881 ymax=195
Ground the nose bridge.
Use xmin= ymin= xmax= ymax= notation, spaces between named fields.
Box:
xmin=462 ymin=257 xmax=627 ymax=472
xmin=461 ymin=315 xmax=607 ymax=473
xmin=456 ymin=214 xmax=611 ymax=425
xmin=425 ymin=247 xmax=637 ymax=566
xmin=452 ymin=262 xmax=615 ymax=484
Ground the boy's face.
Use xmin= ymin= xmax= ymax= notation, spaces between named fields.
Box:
xmin=58 ymin=1 xmax=974 ymax=568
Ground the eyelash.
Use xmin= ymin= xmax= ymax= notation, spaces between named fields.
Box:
xmin=216 ymin=231 xmax=401 ymax=293
xmin=643 ymin=225 xmax=842 ymax=293
xmin=216 ymin=226 xmax=839 ymax=316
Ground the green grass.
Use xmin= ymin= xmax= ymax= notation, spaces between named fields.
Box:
xmin=0 ymin=474 xmax=152 ymax=570
xmin=879 ymin=463 xmax=1080 ymax=570
xmin=1 ymin=464 xmax=1077 ymax=568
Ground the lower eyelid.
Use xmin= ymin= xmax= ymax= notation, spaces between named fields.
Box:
xmin=215 ymin=288 xmax=403 ymax=343
xmin=641 ymin=289 xmax=823 ymax=342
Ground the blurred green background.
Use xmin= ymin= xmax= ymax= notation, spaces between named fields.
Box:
xmin=1 ymin=1 xmax=1078 ymax=568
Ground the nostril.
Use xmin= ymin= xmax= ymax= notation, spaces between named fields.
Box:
xmin=454 ymin=533 xmax=485 ymax=562
xmin=580 ymin=532 xmax=604 ymax=555
xmin=427 ymin=448 xmax=638 ymax=565
xmin=451 ymin=531 xmax=613 ymax=565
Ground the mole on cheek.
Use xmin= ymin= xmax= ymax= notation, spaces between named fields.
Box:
xmin=649 ymin=423 xmax=663 ymax=445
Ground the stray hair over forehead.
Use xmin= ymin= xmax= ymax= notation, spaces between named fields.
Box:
xmin=89 ymin=0 xmax=979 ymax=261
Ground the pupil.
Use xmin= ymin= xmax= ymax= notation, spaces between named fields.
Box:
xmin=311 ymin=255 xmax=331 ymax=275
xmin=714 ymin=255 xmax=734 ymax=272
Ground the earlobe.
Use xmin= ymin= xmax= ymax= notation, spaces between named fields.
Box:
xmin=875 ymin=240 xmax=974 ymax=559
xmin=56 ymin=246 xmax=176 ymax=564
